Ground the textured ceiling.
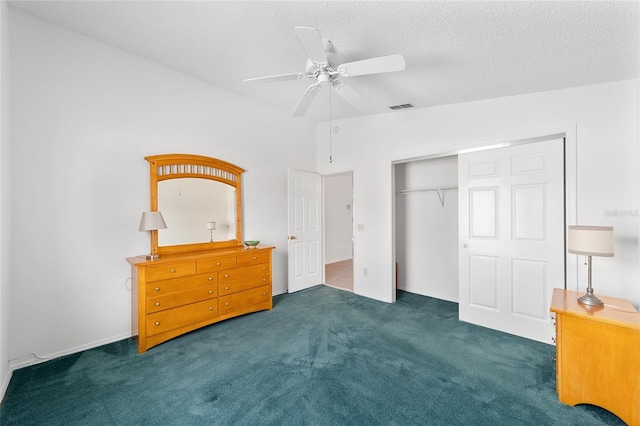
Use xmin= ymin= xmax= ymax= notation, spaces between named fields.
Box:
xmin=8 ymin=0 xmax=640 ymax=123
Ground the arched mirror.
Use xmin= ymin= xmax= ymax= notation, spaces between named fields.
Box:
xmin=146 ymin=154 xmax=244 ymax=256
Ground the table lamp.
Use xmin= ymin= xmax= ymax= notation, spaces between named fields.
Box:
xmin=206 ymin=221 xmax=216 ymax=242
xmin=139 ymin=211 xmax=167 ymax=260
xmin=568 ymin=225 xmax=614 ymax=306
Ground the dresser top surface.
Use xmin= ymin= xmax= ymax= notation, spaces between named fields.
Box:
xmin=127 ymin=245 xmax=275 ymax=266
xmin=550 ymin=288 xmax=640 ymax=330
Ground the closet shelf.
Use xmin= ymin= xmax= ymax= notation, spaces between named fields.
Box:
xmin=397 ymin=186 xmax=458 ymax=194
xmin=397 ymin=186 xmax=458 ymax=208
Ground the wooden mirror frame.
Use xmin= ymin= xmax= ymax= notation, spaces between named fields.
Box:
xmin=146 ymin=154 xmax=244 ymax=256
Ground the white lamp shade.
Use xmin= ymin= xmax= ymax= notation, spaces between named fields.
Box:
xmin=568 ymin=225 xmax=614 ymax=257
xmin=206 ymin=221 xmax=216 ymax=230
xmin=139 ymin=211 xmax=168 ymax=232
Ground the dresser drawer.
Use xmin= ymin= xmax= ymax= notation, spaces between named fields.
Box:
xmin=146 ymin=299 xmax=218 ymax=336
xmin=219 ymin=263 xmax=270 ymax=282
xmin=146 ymin=285 xmax=217 ymax=314
xmin=219 ymin=285 xmax=270 ymax=316
xmin=197 ymin=255 xmax=237 ymax=273
xmin=237 ymin=251 xmax=269 ymax=266
xmin=219 ymin=275 xmax=270 ymax=296
xmin=145 ymin=261 xmax=196 ymax=282
xmin=218 ymin=264 xmax=270 ymax=295
xmin=145 ymin=273 xmax=217 ymax=296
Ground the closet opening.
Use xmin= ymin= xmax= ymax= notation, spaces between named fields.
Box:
xmin=395 ymin=155 xmax=459 ymax=302
xmin=393 ymin=133 xmax=571 ymax=344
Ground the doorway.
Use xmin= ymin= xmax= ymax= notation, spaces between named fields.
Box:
xmin=324 ymin=172 xmax=354 ymax=292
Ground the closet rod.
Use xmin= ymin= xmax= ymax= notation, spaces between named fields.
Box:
xmin=397 ymin=186 xmax=458 ymax=194
xmin=397 ymin=187 xmax=458 ymax=208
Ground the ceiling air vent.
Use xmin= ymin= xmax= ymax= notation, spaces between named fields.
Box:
xmin=389 ymin=103 xmax=414 ymax=110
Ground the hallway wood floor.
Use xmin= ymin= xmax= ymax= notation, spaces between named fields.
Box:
xmin=325 ymin=259 xmax=353 ymax=292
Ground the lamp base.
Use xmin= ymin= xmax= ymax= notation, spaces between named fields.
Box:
xmin=577 ymin=292 xmax=604 ymax=307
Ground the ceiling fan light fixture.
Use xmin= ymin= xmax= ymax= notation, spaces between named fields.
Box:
xmin=317 ymin=73 xmax=331 ymax=84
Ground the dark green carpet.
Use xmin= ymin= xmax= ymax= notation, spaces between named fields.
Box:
xmin=1 ymin=287 xmax=625 ymax=425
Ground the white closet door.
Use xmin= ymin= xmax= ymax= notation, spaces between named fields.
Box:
xmin=458 ymin=139 xmax=564 ymax=343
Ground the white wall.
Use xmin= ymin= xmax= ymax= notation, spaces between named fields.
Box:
xmin=324 ymin=172 xmax=353 ymax=264
xmin=0 ymin=0 xmax=11 ymax=398
xmin=8 ymin=10 xmax=316 ymax=367
xmin=395 ymin=156 xmax=458 ymax=302
xmin=317 ymin=79 xmax=639 ymax=308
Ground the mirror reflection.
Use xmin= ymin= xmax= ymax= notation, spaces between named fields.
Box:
xmin=158 ymin=178 xmax=237 ymax=246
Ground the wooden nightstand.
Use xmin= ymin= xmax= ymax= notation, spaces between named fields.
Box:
xmin=550 ymin=288 xmax=640 ymax=426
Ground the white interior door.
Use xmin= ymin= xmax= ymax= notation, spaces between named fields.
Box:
xmin=458 ymin=138 xmax=564 ymax=343
xmin=287 ymin=170 xmax=323 ymax=293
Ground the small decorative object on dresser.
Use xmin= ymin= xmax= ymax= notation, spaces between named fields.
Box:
xmin=244 ymin=240 xmax=260 ymax=249
xmin=550 ymin=288 xmax=640 ymax=426
xmin=127 ymin=154 xmax=275 ymax=353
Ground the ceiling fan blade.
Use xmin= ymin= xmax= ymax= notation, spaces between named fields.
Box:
xmin=332 ymin=81 xmax=374 ymax=112
xmin=294 ymin=27 xmax=328 ymax=64
xmin=292 ymin=84 xmax=321 ymax=117
xmin=338 ymin=54 xmax=406 ymax=77
xmin=244 ymin=73 xmax=303 ymax=85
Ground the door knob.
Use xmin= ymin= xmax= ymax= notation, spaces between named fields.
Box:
xmin=288 ymin=235 xmax=297 ymax=240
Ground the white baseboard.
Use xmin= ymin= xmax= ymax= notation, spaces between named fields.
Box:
xmin=325 ymin=257 xmax=353 ymax=265
xmin=323 ymin=283 xmax=352 ymax=293
xmin=7 ymin=331 xmax=133 ymax=371
xmin=0 ymin=367 xmax=12 ymax=403
xmin=397 ymin=285 xmax=459 ymax=303
xmin=356 ymin=289 xmax=391 ymax=303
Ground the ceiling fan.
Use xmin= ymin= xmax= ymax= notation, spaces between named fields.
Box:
xmin=244 ymin=27 xmax=406 ymax=117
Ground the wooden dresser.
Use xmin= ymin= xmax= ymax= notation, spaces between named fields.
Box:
xmin=550 ymin=288 xmax=640 ymax=425
xmin=127 ymin=245 xmax=274 ymax=353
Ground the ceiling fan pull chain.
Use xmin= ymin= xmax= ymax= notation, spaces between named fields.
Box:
xmin=329 ymin=85 xmax=333 ymax=163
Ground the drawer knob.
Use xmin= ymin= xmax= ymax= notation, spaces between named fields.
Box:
xmin=170 ymin=269 xmax=176 ymax=273
xmin=155 ymin=287 xmax=160 ymax=291
xmin=262 ymin=292 xmax=267 ymax=296
xmin=208 ymin=290 xmax=213 ymax=294
xmin=155 ymin=302 xmax=160 ymax=306
xmin=209 ymin=307 xmax=213 ymax=311
xmin=208 ymin=277 xmax=213 ymax=281
xmin=252 ymin=256 xmax=257 ymax=260
xmin=262 ymin=267 xmax=267 ymax=270
xmin=262 ymin=278 xmax=266 ymax=282
xmin=225 ymin=274 xmax=229 ymax=278
xmin=155 ymin=321 xmax=160 ymax=326
xmin=225 ymin=286 xmax=229 ymax=290
xmin=225 ymin=302 xmax=230 ymax=306
xmin=216 ymin=262 xmax=222 ymax=266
